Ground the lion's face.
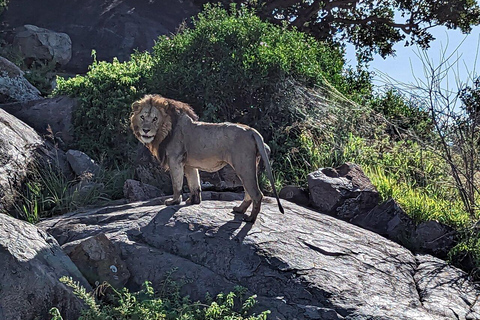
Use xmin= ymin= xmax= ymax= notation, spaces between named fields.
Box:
xmin=131 ymin=102 xmax=163 ymax=144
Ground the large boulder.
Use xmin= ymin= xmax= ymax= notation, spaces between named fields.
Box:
xmin=38 ymin=196 xmax=480 ymax=319
xmin=13 ymin=25 xmax=72 ymax=66
xmin=0 ymin=96 xmax=77 ymax=147
xmin=0 ymin=56 xmax=41 ymax=103
xmin=2 ymin=0 xmax=200 ymax=73
xmin=0 ymin=108 xmax=43 ymax=211
xmin=308 ymin=163 xmax=380 ymax=218
xmin=0 ymin=213 xmax=90 ymax=320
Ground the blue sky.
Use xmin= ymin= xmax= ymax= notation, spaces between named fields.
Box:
xmin=345 ymin=21 xmax=480 ymax=94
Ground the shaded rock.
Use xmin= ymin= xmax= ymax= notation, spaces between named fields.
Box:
xmin=0 ymin=96 xmax=77 ymax=147
xmin=200 ymin=166 xmax=243 ymax=191
xmin=352 ymin=198 xmax=415 ymax=245
xmin=0 ymin=213 xmax=89 ymax=320
xmin=13 ymin=25 xmax=72 ymax=66
xmin=411 ymin=221 xmax=457 ymax=259
xmin=308 ymin=163 xmax=380 ymax=218
xmin=0 ymin=108 xmax=43 ymax=211
xmin=63 ymin=233 xmax=130 ymax=289
xmin=2 ymin=0 xmax=199 ymax=73
xmin=123 ymin=179 xmax=164 ymax=202
xmin=279 ymin=185 xmax=310 ymax=207
xmin=0 ymin=56 xmax=41 ymax=103
xmin=70 ymin=180 xmax=104 ymax=204
xmin=38 ymin=197 xmax=480 ymax=319
xmin=66 ymin=149 xmax=100 ymax=177
xmin=134 ymin=143 xmax=173 ymax=194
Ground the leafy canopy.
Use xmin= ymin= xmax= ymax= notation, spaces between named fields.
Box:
xmin=196 ymin=0 xmax=480 ymax=62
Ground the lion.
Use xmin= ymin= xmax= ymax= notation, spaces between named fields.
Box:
xmin=130 ymin=94 xmax=284 ymax=222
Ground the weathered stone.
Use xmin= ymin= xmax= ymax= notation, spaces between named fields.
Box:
xmin=411 ymin=220 xmax=457 ymax=259
xmin=0 ymin=109 xmax=43 ymax=211
xmin=123 ymin=179 xmax=164 ymax=202
xmin=351 ymin=198 xmax=415 ymax=245
xmin=0 ymin=56 xmax=41 ymax=103
xmin=200 ymin=166 xmax=243 ymax=191
xmin=279 ymin=185 xmax=310 ymax=207
xmin=13 ymin=25 xmax=72 ymax=66
xmin=38 ymin=197 xmax=480 ymax=319
xmin=0 ymin=96 xmax=77 ymax=147
xmin=308 ymin=163 xmax=380 ymax=218
xmin=66 ymin=149 xmax=100 ymax=177
xmin=0 ymin=213 xmax=89 ymax=320
xmin=63 ymin=233 xmax=130 ymax=289
xmin=2 ymin=0 xmax=199 ymax=73
xmin=134 ymin=144 xmax=173 ymax=194
xmin=69 ymin=180 xmax=104 ymax=204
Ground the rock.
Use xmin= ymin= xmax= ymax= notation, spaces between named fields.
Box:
xmin=63 ymin=233 xmax=130 ymax=289
xmin=351 ymin=198 xmax=415 ymax=245
xmin=279 ymin=185 xmax=310 ymax=207
xmin=0 ymin=96 xmax=77 ymax=147
xmin=0 ymin=56 xmax=42 ymax=103
xmin=0 ymin=213 xmax=89 ymax=320
xmin=123 ymin=179 xmax=164 ymax=202
xmin=70 ymin=180 xmax=104 ymax=204
xmin=134 ymin=144 xmax=173 ymax=194
xmin=200 ymin=166 xmax=243 ymax=191
xmin=307 ymin=163 xmax=380 ymax=218
xmin=411 ymin=220 xmax=457 ymax=259
xmin=13 ymin=25 xmax=72 ymax=66
xmin=0 ymin=109 xmax=43 ymax=211
xmin=38 ymin=197 xmax=480 ymax=319
xmin=2 ymin=0 xmax=200 ymax=73
xmin=66 ymin=149 xmax=100 ymax=177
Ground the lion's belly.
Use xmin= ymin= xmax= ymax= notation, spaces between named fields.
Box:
xmin=185 ymin=158 xmax=228 ymax=172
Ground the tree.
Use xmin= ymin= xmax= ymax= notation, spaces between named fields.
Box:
xmin=196 ymin=0 xmax=480 ymax=63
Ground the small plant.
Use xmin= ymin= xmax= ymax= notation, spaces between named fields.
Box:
xmin=50 ymin=276 xmax=270 ymax=320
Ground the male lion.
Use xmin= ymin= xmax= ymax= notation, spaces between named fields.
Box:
xmin=130 ymin=94 xmax=284 ymax=222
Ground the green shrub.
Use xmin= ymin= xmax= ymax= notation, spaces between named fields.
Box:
xmin=51 ymin=276 xmax=270 ymax=320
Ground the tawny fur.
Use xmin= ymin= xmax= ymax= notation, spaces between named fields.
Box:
xmin=130 ymin=94 xmax=284 ymax=222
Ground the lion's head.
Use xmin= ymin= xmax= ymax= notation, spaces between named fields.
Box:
xmin=130 ymin=94 xmax=198 ymax=162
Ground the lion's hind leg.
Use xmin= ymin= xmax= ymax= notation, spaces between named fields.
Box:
xmin=233 ymin=193 xmax=252 ymax=214
xmin=185 ymin=166 xmax=202 ymax=205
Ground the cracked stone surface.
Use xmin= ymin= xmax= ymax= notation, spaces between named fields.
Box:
xmin=38 ymin=196 xmax=480 ymax=320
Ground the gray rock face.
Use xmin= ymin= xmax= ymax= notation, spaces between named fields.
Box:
xmin=66 ymin=149 xmax=100 ymax=177
xmin=308 ymin=163 xmax=380 ymax=218
xmin=0 ymin=213 xmax=89 ymax=320
xmin=123 ymin=179 xmax=164 ymax=202
xmin=2 ymin=0 xmax=199 ymax=73
xmin=13 ymin=25 xmax=72 ymax=66
xmin=0 ymin=96 xmax=77 ymax=147
xmin=0 ymin=56 xmax=42 ymax=103
xmin=279 ymin=185 xmax=310 ymax=207
xmin=0 ymin=109 xmax=43 ymax=211
xmin=38 ymin=198 xmax=480 ymax=320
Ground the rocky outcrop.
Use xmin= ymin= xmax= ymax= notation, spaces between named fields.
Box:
xmin=0 ymin=213 xmax=89 ymax=320
xmin=38 ymin=197 xmax=480 ymax=319
xmin=13 ymin=25 xmax=72 ymax=66
xmin=0 ymin=56 xmax=42 ymax=103
xmin=2 ymin=0 xmax=200 ymax=73
xmin=308 ymin=163 xmax=380 ymax=218
xmin=123 ymin=179 xmax=164 ymax=202
xmin=0 ymin=96 xmax=77 ymax=147
xmin=66 ymin=149 xmax=100 ymax=177
xmin=0 ymin=108 xmax=43 ymax=211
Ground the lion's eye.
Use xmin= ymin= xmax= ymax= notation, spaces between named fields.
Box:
xmin=140 ymin=115 xmax=145 ymax=120
xmin=153 ymin=117 xmax=158 ymax=122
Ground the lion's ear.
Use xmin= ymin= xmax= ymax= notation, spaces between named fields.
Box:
xmin=132 ymin=101 xmax=141 ymax=112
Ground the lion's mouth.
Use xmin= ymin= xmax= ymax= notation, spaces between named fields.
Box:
xmin=141 ymin=135 xmax=154 ymax=141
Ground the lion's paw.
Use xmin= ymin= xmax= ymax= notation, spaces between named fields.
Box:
xmin=164 ymin=198 xmax=181 ymax=206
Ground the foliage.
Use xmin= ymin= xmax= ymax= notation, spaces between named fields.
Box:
xmin=0 ymin=0 xmax=7 ymax=15
xmin=50 ymin=276 xmax=270 ymax=320
xmin=55 ymin=51 xmax=152 ymax=165
xmin=199 ymin=0 xmax=480 ymax=63
xmin=8 ymin=157 xmax=133 ymax=224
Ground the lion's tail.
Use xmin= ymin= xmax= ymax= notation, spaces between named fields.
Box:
xmin=253 ymin=131 xmax=285 ymax=214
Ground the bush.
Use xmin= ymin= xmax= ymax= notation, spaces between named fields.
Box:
xmin=50 ymin=276 xmax=270 ymax=320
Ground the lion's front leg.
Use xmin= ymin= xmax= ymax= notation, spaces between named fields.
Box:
xmin=184 ymin=166 xmax=201 ymax=205
xmin=164 ymin=159 xmax=184 ymax=206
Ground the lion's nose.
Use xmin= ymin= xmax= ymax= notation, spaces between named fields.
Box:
xmin=143 ymin=129 xmax=150 ymax=134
